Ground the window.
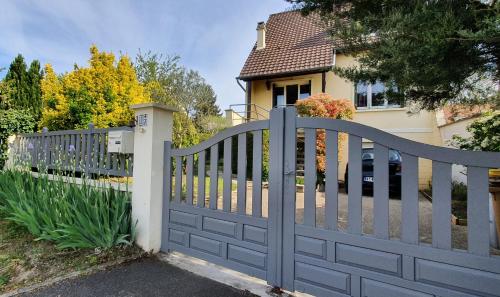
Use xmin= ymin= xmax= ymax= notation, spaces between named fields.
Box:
xmin=355 ymin=81 xmax=401 ymax=109
xmin=273 ymin=86 xmax=285 ymax=107
xmin=272 ymin=82 xmax=311 ymax=107
xmin=355 ymin=82 xmax=368 ymax=108
xmin=299 ymin=84 xmax=311 ymax=99
xmin=286 ymin=85 xmax=298 ymax=105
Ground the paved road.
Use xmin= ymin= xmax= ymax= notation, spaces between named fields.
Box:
xmin=20 ymin=257 xmax=257 ymax=297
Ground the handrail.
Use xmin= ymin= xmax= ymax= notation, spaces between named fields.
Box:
xmin=297 ymin=117 xmax=500 ymax=168
xmin=228 ymin=103 xmax=270 ymax=121
xmin=171 ymin=120 xmax=270 ymax=157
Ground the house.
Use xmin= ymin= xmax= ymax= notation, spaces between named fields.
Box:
xmin=227 ymin=10 xmax=444 ymax=187
xmin=436 ymin=105 xmax=487 ymax=184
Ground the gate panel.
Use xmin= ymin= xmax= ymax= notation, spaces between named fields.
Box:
xmin=161 ymin=107 xmax=500 ymax=297
xmin=282 ymin=112 xmax=500 ymax=297
xmin=161 ymin=118 xmax=279 ymax=283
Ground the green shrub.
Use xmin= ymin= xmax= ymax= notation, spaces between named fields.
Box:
xmin=0 ymin=170 xmax=134 ymax=249
xmin=0 ymin=109 xmax=35 ymax=169
xmin=451 ymin=111 xmax=500 ymax=152
xmin=451 ymin=181 xmax=467 ymax=202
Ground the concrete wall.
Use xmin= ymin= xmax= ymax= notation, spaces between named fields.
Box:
xmin=438 ymin=117 xmax=477 ymax=184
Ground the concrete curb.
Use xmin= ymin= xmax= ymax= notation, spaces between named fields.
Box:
xmin=0 ymin=254 xmax=146 ymax=297
xmin=158 ymin=252 xmax=311 ymax=297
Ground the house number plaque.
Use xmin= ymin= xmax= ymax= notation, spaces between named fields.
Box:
xmin=137 ymin=114 xmax=148 ymax=127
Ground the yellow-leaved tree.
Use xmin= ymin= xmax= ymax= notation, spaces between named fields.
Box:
xmin=40 ymin=45 xmax=148 ymax=130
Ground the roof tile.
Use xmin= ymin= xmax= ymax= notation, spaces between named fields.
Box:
xmin=239 ymin=10 xmax=333 ymax=80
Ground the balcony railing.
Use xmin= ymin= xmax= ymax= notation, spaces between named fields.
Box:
xmin=227 ymin=103 xmax=270 ymax=124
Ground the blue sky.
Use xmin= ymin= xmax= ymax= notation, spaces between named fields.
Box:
xmin=0 ymin=0 xmax=291 ymax=110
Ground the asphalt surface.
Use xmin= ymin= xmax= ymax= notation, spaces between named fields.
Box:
xmin=20 ymin=257 xmax=257 ymax=297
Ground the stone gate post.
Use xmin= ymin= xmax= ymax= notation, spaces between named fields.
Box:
xmin=131 ymin=103 xmax=177 ymax=252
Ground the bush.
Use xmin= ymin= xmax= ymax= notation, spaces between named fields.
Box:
xmin=0 ymin=170 xmax=134 ymax=249
xmin=0 ymin=109 xmax=35 ymax=169
xmin=295 ymin=94 xmax=355 ymax=181
xmin=451 ymin=111 xmax=500 ymax=152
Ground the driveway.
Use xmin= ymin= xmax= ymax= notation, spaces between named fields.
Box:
xmin=19 ymin=257 xmax=257 ymax=297
xmin=219 ymin=185 xmax=471 ymax=250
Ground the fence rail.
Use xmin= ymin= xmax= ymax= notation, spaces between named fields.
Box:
xmin=13 ymin=124 xmax=134 ymax=177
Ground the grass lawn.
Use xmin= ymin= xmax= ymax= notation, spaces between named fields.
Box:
xmin=0 ymin=219 xmax=145 ymax=294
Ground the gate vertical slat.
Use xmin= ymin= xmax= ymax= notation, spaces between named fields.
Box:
xmin=348 ymin=135 xmax=362 ymax=234
xmin=186 ymin=155 xmax=194 ymax=205
xmin=373 ymin=143 xmax=389 ymax=239
xmin=401 ymin=153 xmax=419 ymax=244
xmin=174 ymin=156 xmax=182 ymax=203
xmin=59 ymin=135 xmax=63 ymax=166
xmin=282 ymin=107 xmax=297 ymax=290
xmin=32 ymin=136 xmax=37 ymax=167
xmin=223 ymin=138 xmax=232 ymax=212
xmin=252 ymin=130 xmax=263 ymax=217
xmin=197 ymin=150 xmax=206 ymax=207
xmin=432 ymin=161 xmax=452 ymax=249
xmin=210 ymin=145 xmax=218 ymax=209
xmin=325 ymin=130 xmax=338 ymax=230
xmin=64 ymin=134 xmax=69 ymax=169
xmin=93 ymin=132 xmax=99 ymax=173
xmin=75 ymin=133 xmax=81 ymax=171
xmin=81 ymin=132 xmax=87 ymax=173
xmin=161 ymin=141 xmax=172 ymax=251
xmin=99 ymin=132 xmax=105 ymax=173
xmin=53 ymin=135 xmax=58 ymax=167
xmin=42 ymin=128 xmax=49 ymax=168
xmin=237 ymin=133 xmax=247 ymax=214
xmin=467 ymin=166 xmax=489 ymax=256
xmin=72 ymin=134 xmax=76 ymax=168
xmin=304 ymin=128 xmax=317 ymax=227
xmin=106 ymin=134 xmax=111 ymax=170
xmin=268 ymin=108 xmax=285 ymax=287
xmin=49 ymin=135 xmax=54 ymax=168
xmin=86 ymin=124 xmax=94 ymax=175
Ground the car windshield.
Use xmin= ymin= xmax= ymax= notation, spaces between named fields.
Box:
xmin=361 ymin=148 xmax=401 ymax=161
xmin=389 ymin=150 xmax=401 ymax=161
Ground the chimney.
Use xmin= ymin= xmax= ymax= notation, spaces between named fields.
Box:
xmin=256 ymin=21 xmax=266 ymax=50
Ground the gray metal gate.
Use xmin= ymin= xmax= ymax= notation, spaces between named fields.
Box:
xmin=162 ymin=107 xmax=500 ymax=297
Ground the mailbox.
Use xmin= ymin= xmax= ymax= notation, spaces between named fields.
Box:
xmin=108 ymin=130 xmax=134 ymax=154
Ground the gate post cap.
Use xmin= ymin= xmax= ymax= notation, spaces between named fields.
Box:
xmin=131 ymin=102 xmax=179 ymax=112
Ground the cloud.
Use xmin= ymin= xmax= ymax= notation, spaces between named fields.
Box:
xmin=0 ymin=0 xmax=290 ymax=109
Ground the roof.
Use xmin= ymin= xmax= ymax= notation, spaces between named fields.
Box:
xmin=238 ymin=10 xmax=333 ymax=80
xmin=437 ymin=104 xmax=489 ymax=127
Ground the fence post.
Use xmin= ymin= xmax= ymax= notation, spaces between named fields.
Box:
xmin=42 ymin=127 xmax=48 ymax=170
xmin=85 ymin=123 xmax=94 ymax=176
xmin=131 ymin=102 xmax=177 ymax=252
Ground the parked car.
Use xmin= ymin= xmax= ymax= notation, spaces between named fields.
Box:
xmin=344 ymin=148 xmax=402 ymax=197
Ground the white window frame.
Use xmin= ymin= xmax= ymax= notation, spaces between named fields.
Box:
xmin=355 ymin=82 xmax=401 ymax=110
xmin=273 ymin=81 xmax=311 ymax=107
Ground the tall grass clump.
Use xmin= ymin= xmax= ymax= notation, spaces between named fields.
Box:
xmin=0 ymin=170 xmax=134 ymax=249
